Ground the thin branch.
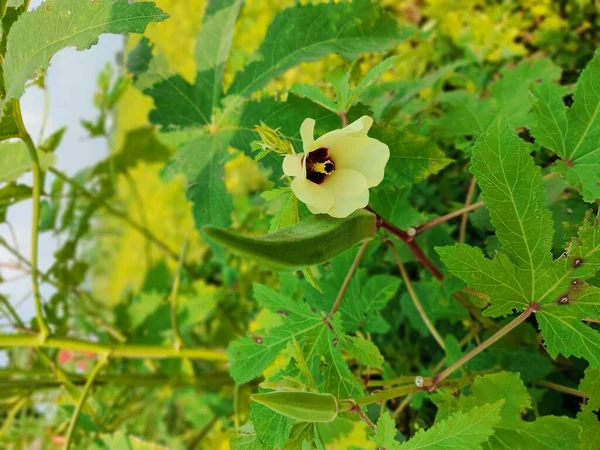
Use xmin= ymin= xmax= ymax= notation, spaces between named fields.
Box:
xmin=535 ymin=380 xmax=589 ymax=399
xmin=412 ymin=201 xmax=485 ymax=239
xmin=0 ymin=237 xmax=127 ymax=342
xmin=430 ymin=305 xmax=536 ymax=390
xmin=340 ymin=112 xmax=349 ymax=127
xmin=351 ymin=403 xmax=376 ymax=431
xmin=63 ymin=355 xmax=109 ymax=450
xmin=392 ymin=394 xmax=412 ymax=418
xmin=49 ymin=167 xmax=184 ymax=267
xmin=459 ymin=177 xmax=477 ymax=243
xmin=170 ymin=240 xmax=189 ymax=351
xmin=387 ymin=240 xmax=445 ymax=350
xmin=356 ymin=384 xmax=422 ymax=407
xmin=124 ymin=170 xmax=153 ymax=269
xmin=14 ymin=100 xmax=50 ymax=340
xmin=329 ymin=240 xmax=370 ymax=316
xmin=0 ymin=334 xmax=228 ymax=361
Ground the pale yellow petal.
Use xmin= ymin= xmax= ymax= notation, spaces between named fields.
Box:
xmin=282 ymin=154 xmax=303 ymax=177
xmin=321 ymin=169 xmax=368 ymax=199
xmin=327 ymin=190 xmax=370 ymax=218
xmin=291 ymin=177 xmax=334 ymax=213
xmin=300 ymin=118 xmax=316 ymax=153
xmin=329 ymin=137 xmax=389 ymax=187
xmin=313 ymin=115 xmax=373 ymax=150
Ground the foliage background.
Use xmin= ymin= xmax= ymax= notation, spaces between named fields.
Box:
xmin=1 ymin=0 xmax=599 ymax=449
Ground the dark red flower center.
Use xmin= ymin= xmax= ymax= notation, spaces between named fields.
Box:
xmin=306 ymin=147 xmax=335 ymax=184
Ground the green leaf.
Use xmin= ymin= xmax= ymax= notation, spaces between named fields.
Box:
xmin=578 ymin=367 xmax=600 ymax=450
xmin=530 ymin=50 xmax=600 ymax=201
xmin=289 ymin=84 xmax=338 ymax=112
xmin=163 ymin=129 xmax=233 ymax=228
xmin=438 ymin=122 xmax=555 ymax=317
xmin=375 ymin=412 xmax=399 ymax=449
xmin=194 ymin=0 xmax=243 ymax=117
xmin=434 ymin=58 xmax=560 ymax=139
xmin=0 ymin=140 xmax=55 ymax=183
xmin=204 ymin=210 xmax=377 ymax=271
xmin=0 ymin=2 xmax=25 ymax=140
xmin=92 ymin=127 xmax=171 ymax=177
xmin=1 ymin=0 xmax=168 ymax=112
xmin=373 ymin=125 xmax=453 ymax=188
xmin=471 ymin=123 xmax=554 ymax=297
xmin=251 ymin=402 xmax=294 ymax=449
xmin=342 ymin=335 xmax=384 ymax=369
xmin=128 ymin=0 xmax=243 ymax=129
xmin=437 ymin=372 xmax=581 ymax=450
xmin=435 ymin=91 xmax=494 ymax=138
xmin=398 ymin=401 xmax=504 ymax=450
xmin=227 ymin=285 xmax=329 ymax=384
xmin=231 ymin=431 xmax=263 ymax=450
xmin=0 ymin=182 xmax=30 ymax=222
xmin=347 ymin=57 xmax=398 ymax=111
xmin=536 ymin=286 xmax=600 ymax=370
xmin=320 ymin=335 xmax=363 ymax=400
xmin=262 ymin=188 xmax=300 ymax=232
xmin=400 ymin=281 xmax=468 ymax=336
xmin=226 ymin=0 xmax=409 ymax=101
xmin=369 ymin=186 xmax=425 ymax=230
xmin=437 ymin=244 xmax=531 ymax=317
xmin=252 ymin=391 xmax=339 ymax=423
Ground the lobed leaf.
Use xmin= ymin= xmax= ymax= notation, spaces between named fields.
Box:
xmin=398 ymin=401 xmax=504 ymax=449
xmin=1 ymin=0 xmax=168 ymax=114
xmin=530 ymin=50 xmax=600 ymax=201
xmin=226 ymin=0 xmax=410 ymax=102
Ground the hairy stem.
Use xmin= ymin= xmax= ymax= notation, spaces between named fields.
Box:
xmin=430 ymin=306 xmax=535 ymax=389
xmin=459 ymin=177 xmax=477 ymax=243
xmin=329 ymin=240 xmax=370 ymax=316
xmin=0 ymin=334 xmax=228 ymax=361
xmin=387 ymin=241 xmax=445 ymax=350
xmin=63 ymin=355 xmax=109 ymax=450
xmin=14 ymin=100 xmax=50 ymax=340
xmin=49 ymin=167 xmax=184 ymax=267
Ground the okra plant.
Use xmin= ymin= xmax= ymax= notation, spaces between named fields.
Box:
xmin=0 ymin=0 xmax=599 ymax=448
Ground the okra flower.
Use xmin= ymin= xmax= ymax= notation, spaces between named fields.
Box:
xmin=282 ymin=116 xmax=389 ymax=218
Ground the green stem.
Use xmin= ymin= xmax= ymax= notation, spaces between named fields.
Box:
xmin=63 ymin=355 xmax=109 ymax=450
xmin=14 ymin=100 xmax=50 ymax=341
xmin=170 ymin=240 xmax=188 ymax=351
xmin=329 ymin=240 xmax=370 ymax=316
xmin=0 ymin=334 xmax=228 ymax=361
xmin=124 ymin=170 xmax=153 ymax=268
xmin=351 ymin=403 xmax=375 ymax=431
xmin=0 ymin=237 xmax=127 ymax=342
xmin=0 ymin=294 xmax=24 ymax=327
xmin=459 ymin=177 xmax=477 ymax=243
xmin=49 ymin=167 xmax=183 ymax=266
xmin=356 ymin=384 xmax=421 ymax=407
xmin=535 ymin=380 xmax=588 ymax=398
xmin=0 ymin=372 xmax=232 ymax=392
xmin=430 ymin=306 xmax=535 ymax=389
xmin=387 ymin=241 xmax=445 ymax=350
